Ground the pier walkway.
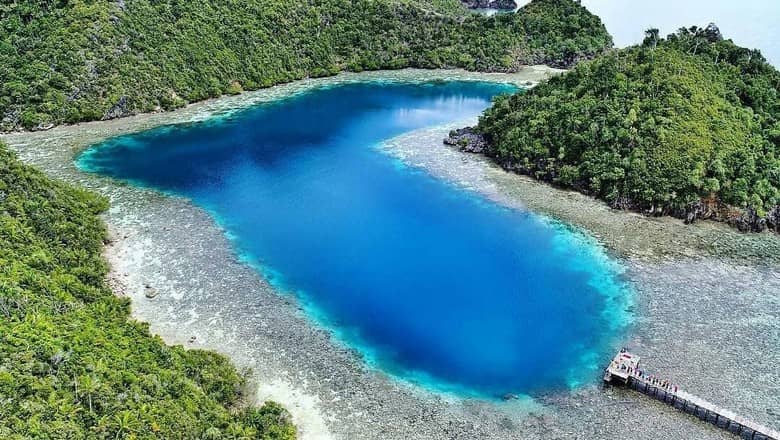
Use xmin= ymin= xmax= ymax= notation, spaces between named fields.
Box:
xmin=604 ymin=350 xmax=779 ymax=440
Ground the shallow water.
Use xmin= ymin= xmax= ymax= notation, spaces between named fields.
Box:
xmin=78 ymin=81 xmax=632 ymax=398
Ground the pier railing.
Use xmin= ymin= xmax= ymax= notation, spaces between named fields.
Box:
xmin=604 ymin=350 xmax=779 ymax=440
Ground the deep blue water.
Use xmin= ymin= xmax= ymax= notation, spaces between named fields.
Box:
xmin=78 ymin=81 xmax=631 ymax=397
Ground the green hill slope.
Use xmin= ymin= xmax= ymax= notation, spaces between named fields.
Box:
xmin=0 ymin=0 xmax=612 ymax=130
xmin=0 ymin=141 xmax=295 ymax=439
xmin=474 ymin=25 xmax=780 ymax=231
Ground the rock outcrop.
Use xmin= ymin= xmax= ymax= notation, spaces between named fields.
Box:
xmin=443 ymin=127 xmax=489 ymax=153
xmin=103 ymin=96 xmax=130 ymax=121
xmin=460 ymin=0 xmax=517 ymax=10
xmin=728 ymin=207 xmax=767 ymax=233
xmin=681 ymin=199 xmax=779 ymax=233
xmin=767 ymin=206 xmax=780 ymax=232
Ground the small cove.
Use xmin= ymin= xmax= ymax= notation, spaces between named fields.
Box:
xmin=77 ymin=80 xmax=633 ymax=398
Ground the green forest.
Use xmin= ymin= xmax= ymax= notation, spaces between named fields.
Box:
xmin=0 ymin=0 xmax=612 ymax=130
xmin=476 ymin=25 xmax=780 ymax=229
xmin=0 ymin=141 xmax=296 ymax=439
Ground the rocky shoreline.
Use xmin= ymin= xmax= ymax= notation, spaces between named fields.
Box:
xmin=444 ymin=127 xmax=780 ymax=236
xmin=2 ymin=69 xmax=778 ymax=439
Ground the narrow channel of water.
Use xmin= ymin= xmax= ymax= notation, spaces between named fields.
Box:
xmin=78 ymin=81 xmax=633 ymax=397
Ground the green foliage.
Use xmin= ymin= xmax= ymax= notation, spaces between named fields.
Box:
xmin=0 ymin=0 xmax=612 ymax=130
xmin=477 ymin=25 xmax=780 ymax=214
xmin=0 ymin=142 xmax=296 ymax=439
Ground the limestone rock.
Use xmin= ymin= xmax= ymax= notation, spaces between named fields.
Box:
xmin=144 ymin=286 xmax=159 ymax=298
xmin=444 ymin=127 xmax=489 ymax=154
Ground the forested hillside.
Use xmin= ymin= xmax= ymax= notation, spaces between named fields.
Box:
xmin=0 ymin=0 xmax=612 ymax=130
xmin=0 ymin=141 xmax=296 ymax=438
xmin=473 ymin=25 xmax=780 ymax=231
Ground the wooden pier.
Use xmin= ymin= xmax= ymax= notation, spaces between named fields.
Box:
xmin=604 ymin=350 xmax=780 ymax=440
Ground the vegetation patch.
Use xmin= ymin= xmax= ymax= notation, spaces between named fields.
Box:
xmin=474 ymin=26 xmax=780 ymax=232
xmin=0 ymin=142 xmax=296 ymax=439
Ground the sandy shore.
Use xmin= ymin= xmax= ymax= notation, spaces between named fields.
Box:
xmin=3 ymin=68 xmax=779 ymax=440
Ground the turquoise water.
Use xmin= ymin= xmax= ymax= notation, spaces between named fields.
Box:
xmin=78 ymin=81 xmax=632 ymax=397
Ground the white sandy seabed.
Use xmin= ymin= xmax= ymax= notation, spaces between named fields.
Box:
xmin=4 ymin=68 xmax=780 ymax=440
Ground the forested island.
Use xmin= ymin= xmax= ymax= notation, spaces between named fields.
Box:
xmin=0 ymin=0 xmax=611 ymax=131
xmin=0 ymin=0 xmax=614 ymax=438
xmin=450 ymin=25 xmax=780 ymax=232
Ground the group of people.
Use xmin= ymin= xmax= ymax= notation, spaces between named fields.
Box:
xmin=627 ymin=366 xmax=679 ymax=393
xmin=612 ymin=350 xmax=680 ymax=394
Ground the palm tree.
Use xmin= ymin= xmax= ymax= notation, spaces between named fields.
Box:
xmin=113 ymin=410 xmax=140 ymax=439
xmin=643 ymin=28 xmax=660 ymax=50
xmin=78 ymin=375 xmax=100 ymax=413
xmin=225 ymin=421 xmax=254 ymax=440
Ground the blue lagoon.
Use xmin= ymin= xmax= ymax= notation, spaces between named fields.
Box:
xmin=78 ymin=81 xmax=632 ymax=398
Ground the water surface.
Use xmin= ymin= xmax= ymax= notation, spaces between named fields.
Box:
xmin=79 ymin=81 xmax=631 ymax=397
